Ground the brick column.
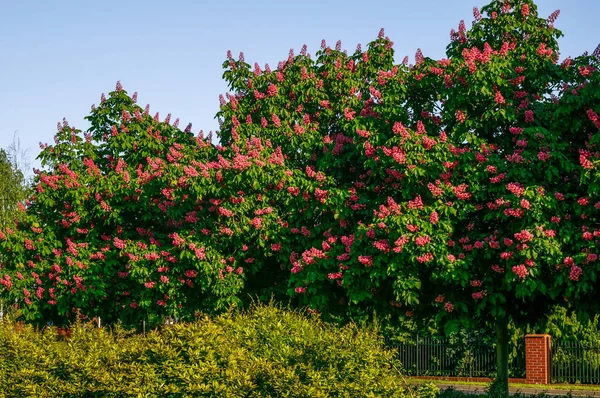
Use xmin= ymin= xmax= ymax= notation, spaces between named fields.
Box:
xmin=525 ymin=334 xmax=551 ymax=384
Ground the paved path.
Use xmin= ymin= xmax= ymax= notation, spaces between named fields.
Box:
xmin=415 ymin=382 xmax=600 ymax=397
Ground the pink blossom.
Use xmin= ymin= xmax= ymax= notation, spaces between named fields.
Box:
xmin=314 ymin=188 xmax=328 ymax=203
xmin=407 ymin=195 xmax=423 ymax=210
xmin=547 ymin=9 xmax=560 ymax=23
xmin=538 ymin=151 xmax=551 ymax=161
xmin=506 ymin=182 xmax=525 ymax=196
xmin=100 ymin=201 xmax=112 ymax=212
xmin=185 ymin=270 xmax=197 ymax=278
xmin=491 ymin=265 xmax=504 ymax=273
xmin=415 ymin=236 xmax=431 ymax=247
xmin=24 ymin=239 xmax=35 ymax=250
xmin=444 ymin=302 xmax=454 ymax=312
xmin=417 ymin=253 xmax=434 ymax=263
xmin=144 ymin=252 xmax=160 ymax=261
xmin=428 ymin=183 xmax=443 ymax=197
xmin=356 ymin=129 xmax=371 ymax=138
xmin=109 ymin=237 xmax=125 ymax=250
xmin=144 ymin=281 xmax=155 ymax=289
xmin=344 ymin=108 xmax=356 ymax=121
xmin=373 ymin=240 xmax=390 ymax=252
xmin=525 ymin=110 xmax=534 ymax=123
xmin=525 ymin=259 xmax=535 ymax=267
xmin=328 ymin=272 xmax=342 ymax=280
xmin=495 ymin=91 xmax=505 ymax=104
xmin=407 ymin=224 xmax=419 ymax=232
xmin=415 ymin=48 xmax=424 ymax=64
xmin=167 ymin=233 xmax=184 ymax=248
xmin=271 ymin=113 xmax=281 ymax=127
xmin=218 ymin=207 xmax=234 ymax=217
xmin=587 ymin=109 xmax=600 ymax=129
xmin=514 ymin=230 xmax=533 ymax=243
xmin=430 ymin=211 xmax=439 ymax=224
xmin=301 ymin=226 xmax=311 ymax=237
xmin=0 ymin=276 xmax=12 ymax=290
xmin=569 ymin=265 xmax=582 ymax=281
xmin=267 ymin=84 xmax=278 ymax=96
xmin=501 ymin=252 xmax=513 ymax=260
xmin=295 ymin=286 xmax=306 ymax=293
xmin=358 ymin=256 xmax=373 ymax=266
xmin=454 ymin=184 xmax=471 ymax=200
xmin=512 ymin=264 xmax=528 ymax=279
xmin=250 ymin=217 xmax=263 ymax=229
xmin=291 ymin=264 xmax=303 ymax=274
xmin=564 ymin=257 xmax=574 ymax=266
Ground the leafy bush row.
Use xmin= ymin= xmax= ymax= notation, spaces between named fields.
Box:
xmin=0 ymin=304 xmax=410 ymax=397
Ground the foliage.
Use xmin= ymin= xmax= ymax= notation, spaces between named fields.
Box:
xmin=0 ymin=147 xmax=27 ymax=230
xmin=216 ymin=0 xmax=600 ymax=334
xmin=416 ymin=382 xmax=441 ymax=398
xmin=0 ymin=85 xmax=324 ymax=325
xmin=0 ymin=304 xmax=410 ymax=397
xmin=0 ymin=0 xmax=599 ymax=353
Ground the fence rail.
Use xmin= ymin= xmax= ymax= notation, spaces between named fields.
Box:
xmin=389 ymin=336 xmax=525 ymax=379
xmin=552 ymin=339 xmax=600 ymax=384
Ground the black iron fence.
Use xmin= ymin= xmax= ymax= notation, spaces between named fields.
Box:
xmin=389 ymin=336 xmax=525 ymax=378
xmin=552 ymin=339 xmax=600 ymax=384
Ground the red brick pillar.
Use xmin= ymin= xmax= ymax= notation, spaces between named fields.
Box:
xmin=525 ymin=334 xmax=551 ymax=384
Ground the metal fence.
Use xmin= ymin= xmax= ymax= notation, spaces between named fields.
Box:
xmin=552 ymin=339 xmax=600 ymax=384
xmin=389 ymin=336 xmax=526 ymax=378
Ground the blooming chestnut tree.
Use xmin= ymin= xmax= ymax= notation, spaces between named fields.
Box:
xmin=0 ymin=85 xmax=324 ymax=326
xmin=406 ymin=1 xmax=600 ymax=387
xmin=216 ymin=0 xmax=600 ymax=391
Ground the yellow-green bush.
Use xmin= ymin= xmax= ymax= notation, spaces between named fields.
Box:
xmin=0 ymin=304 xmax=410 ymax=397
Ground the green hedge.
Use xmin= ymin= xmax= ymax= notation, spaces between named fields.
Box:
xmin=0 ymin=304 xmax=410 ymax=397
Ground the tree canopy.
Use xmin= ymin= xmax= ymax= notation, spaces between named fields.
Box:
xmin=0 ymin=147 xmax=28 ymax=230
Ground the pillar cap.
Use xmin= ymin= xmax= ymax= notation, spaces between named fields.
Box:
xmin=524 ymin=334 xmax=551 ymax=338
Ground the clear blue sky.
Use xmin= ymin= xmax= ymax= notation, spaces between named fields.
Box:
xmin=1 ymin=0 xmax=598 ymax=172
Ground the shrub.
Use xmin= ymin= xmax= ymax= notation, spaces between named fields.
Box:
xmin=0 ymin=304 xmax=410 ymax=397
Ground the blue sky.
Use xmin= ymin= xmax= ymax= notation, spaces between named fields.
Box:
xmin=1 ymin=0 xmax=598 ymax=172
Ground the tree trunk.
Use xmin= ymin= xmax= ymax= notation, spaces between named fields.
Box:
xmin=496 ymin=314 xmax=509 ymax=397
